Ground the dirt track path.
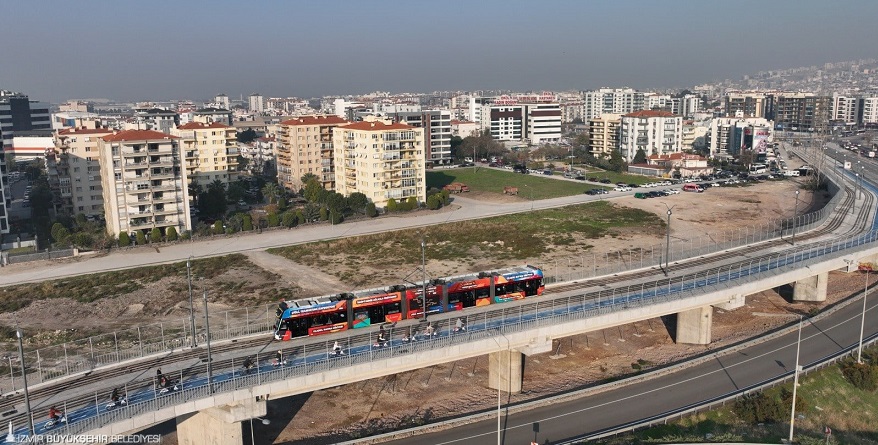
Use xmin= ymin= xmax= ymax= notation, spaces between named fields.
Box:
xmin=243 ymin=250 xmax=346 ymax=296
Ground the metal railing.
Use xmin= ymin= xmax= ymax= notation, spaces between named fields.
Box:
xmin=19 ymin=224 xmax=878 ymax=437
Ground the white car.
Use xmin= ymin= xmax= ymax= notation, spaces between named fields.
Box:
xmin=614 ymin=186 xmax=632 ymax=192
xmin=664 ymin=189 xmax=680 ymax=195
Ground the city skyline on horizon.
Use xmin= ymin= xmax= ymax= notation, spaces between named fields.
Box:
xmin=2 ymin=0 xmax=878 ymax=103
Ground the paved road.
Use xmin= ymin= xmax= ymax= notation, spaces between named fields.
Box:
xmin=0 ymin=191 xmax=632 ymax=287
xmin=382 ymin=293 xmax=878 ymax=445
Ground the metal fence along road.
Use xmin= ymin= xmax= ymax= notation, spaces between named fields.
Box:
xmin=13 ymin=219 xmax=878 ymax=437
xmin=6 ymin=177 xmax=847 ymax=392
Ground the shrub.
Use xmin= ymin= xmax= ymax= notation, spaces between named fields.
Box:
xmin=406 ymin=197 xmax=417 ymax=207
xmin=426 ymin=195 xmax=441 ymax=210
xmin=330 ymin=210 xmax=343 ymax=225
xmin=118 ymin=232 xmax=131 ymax=247
xmin=386 ymin=198 xmax=398 ymax=212
xmin=295 ymin=209 xmax=305 ymax=225
xmin=212 ymin=221 xmax=224 ymax=235
xmin=136 ymin=231 xmax=147 ymax=246
xmin=733 ymin=392 xmax=785 ymax=424
xmin=319 ymin=207 xmax=328 ymax=221
xmin=166 ymin=227 xmax=178 ymax=242
xmin=841 ymin=359 xmax=878 ymax=391
xmin=366 ymin=202 xmax=378 ymax=217
xmin=242 ymin=214 xmax=253 ymax=231
xmin=51 ymin=223 xmax=70 ymax=244
xmin=282 ymin=212 xmax=297 ymax=228
xmin=181 ymin=230 xmax=191 ymax=241
xmin=780 ymin=387 xmax=808 ymax=413
xmin=149 ymin=227 xmax=162 ymax=243
xmin=440 ymin=190 xmax=450 ymax=205
xmin=70 ymin=232 xmax=93 ymax=248
xmin=267 ymin=213 xmax=279 ymax=227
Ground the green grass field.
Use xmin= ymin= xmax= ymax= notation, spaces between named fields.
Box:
xmin=426 ymin=168 xmax=609 ymax=199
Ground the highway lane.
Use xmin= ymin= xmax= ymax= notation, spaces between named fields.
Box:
xmin=381 ymin=289 xmax=878 ymax=445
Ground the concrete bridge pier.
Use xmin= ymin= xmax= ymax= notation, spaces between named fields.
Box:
xmin=793 ymin=271 xmax=828 ymax=302
xmin=488 ymin=336 xmax=552 ymax=394
xmin=713 ymin=293 xmax=745 ymax=310
xmin=676 ymin=306 xmax=712 ymax=345
xmin=177 ymin=399 xmax=267 ymax=445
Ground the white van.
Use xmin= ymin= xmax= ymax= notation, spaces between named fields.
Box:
xmin=783 ymin=170 xmax=800 ymax=177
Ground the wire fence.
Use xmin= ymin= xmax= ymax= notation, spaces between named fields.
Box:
xmin=1 ymin=172 xmax=849 ymax=391
xmin=19 ymin=223 xmax=878 ymax=437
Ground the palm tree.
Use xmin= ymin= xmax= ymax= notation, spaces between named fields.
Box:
xmin=262 ymin=182 xmax=280 ymax=205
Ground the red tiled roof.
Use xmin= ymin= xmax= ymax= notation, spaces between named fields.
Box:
xmin=101 ymin=130 xmax=178 ymax=142
xmin=177 ymin=122 xmax=230 ymax=130
xmin=341 ymin=121 xmax=415 ymax=131
xmin=624 ymin=110 xmax=678 ymax=118
xmin=280 ymin=115 xmax=348 ymax=126
xmin=57 ymin=127 xmax=113 ymax=135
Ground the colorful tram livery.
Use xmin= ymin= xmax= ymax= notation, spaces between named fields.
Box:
xmin=274 ymin=265 xmax=544 ymax=341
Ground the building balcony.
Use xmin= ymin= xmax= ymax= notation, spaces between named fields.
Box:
xmin=129 ymin=219 xmax=153 ymax=227
xmin=150 ymin=169 xmax=177 ymax=179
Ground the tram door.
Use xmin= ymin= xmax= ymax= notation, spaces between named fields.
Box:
xmin=287 ymin=318 xmax=309 ymax=338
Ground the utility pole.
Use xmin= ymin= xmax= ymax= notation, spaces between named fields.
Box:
xmin=203 ymin=286 xmax=214 ymax=393
xmin=16 ymin=329 xmax=34 ymax=436
xmin=792 ymin=190 xmax=800 ymax=245
xmin=186 ymin=257 xmax=197 ymax=348
xmin=663 ymin=203 xmax=676 ymax=272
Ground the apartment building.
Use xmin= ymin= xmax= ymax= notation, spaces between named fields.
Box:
xmin=831 ymin=94 xmax=862 ymax=125
xmin=773 ymin=93 xmax=830 ymax=131
xmin=707 ymin=116 xmax=773 ymax=157
xmin=53 ymin=127 xmax=114 ymax=216
xmin=171 ymin=122 xmax=239 ymax=188
xmin=588 ymin=113 xmax=622 ymax=156
xmin=863 ymin=96 xmax=878 ymax=126
xmin=249 ymin=94 xmax=264 ymax=114
xmin=583 ymin=88 xmax=646 ymax=119
xmin=724 ymin=92 xmax=770 ymax=118
xmin=483 ymin=103 xmax=561 ymax=144
xmin=130 ymin=108 xmax=179 ymax=134
xmin=620 ymin=110 xmax=682 ymax=161
xmin=333 ymin=117 xmax=425 ymax=208
xmin=377 ymin=109 xmax=453 ymax=166
xmin=276 ymin=115 xmax=348 ymax=191
xmin=98 ymin=130 xmax=190 ymax=238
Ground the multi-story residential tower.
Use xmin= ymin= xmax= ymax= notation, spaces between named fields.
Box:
xmin=831 ymin=94 xmax=862 ymax=126
xmin=707 ymin=116 xmax=773 ymax=157
xmin=588 ymin=113 xmax=622 ymax=156
xmin=98 ymin=130 xmax=190 ymax=239
xmin=171 ymin=122 xmax=239 ymax=188
xmin=333 ymin=117 xmax=425 ymax=208
xmin=214 ymin=94 xmax=230 ymax=110
xmin=248 ymin=94 xmax=264 ymax=114
xmin=53 ymin=127 xmax=114 ymax=216
xmin=773 ymin=93 xmax=830 ymax=131
xmin=583 ymin=88 xmax=646 ymax=119
xmin=384 ymin=110 xmax=453 ymax=166
xmin=863 ymin=95 xmax=878 ymax=127
xmin=724 ymin=92 xmax=770 ymax=118
xmin=131 ymin=108 xmax=179 ymax=134
xmin=620 ymin=110 xmax=682 ymax=161
xmin=275 ymin=115 xmax=348 ymax=191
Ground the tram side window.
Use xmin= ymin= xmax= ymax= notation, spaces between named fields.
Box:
xmin=475 ymin=287 xmax=490 ymax=299
xmin=409 ymin=297 xmax=422 ymax=309
xmin=329 ymin=312 xmax=347 ymax=324
xmin=385 ymin=302 xmax=401 ymax=315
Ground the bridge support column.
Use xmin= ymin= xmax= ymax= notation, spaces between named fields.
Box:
xmin=676 ymin=306 xmax=712 ymax=345
xmin=177 ymin=399 xmax=266 ymax=445
xmin=714 ymin=294 xmax=745 ymax=311
xmin=793 ymin=272 xmax=828 ymax=302
xmin=488 ymin=350 xmax=522 ymax=394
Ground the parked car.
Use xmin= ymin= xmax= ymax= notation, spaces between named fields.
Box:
xmin=600 ymin=178 xmax=612 ymax=184
xmin=614 ymin=186 xmax=632 ymax=192
xmin=574 ymin=176 xmax=586 ymax=181
xmin=543 ymin=170 xmax=553 ymax=176
xmin=627 ymin=183 xmax=639 ymax=188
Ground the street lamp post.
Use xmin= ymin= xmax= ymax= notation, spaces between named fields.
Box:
xmin=858 ymin=266 xmax=870 ymax=364
xmin=421 ymin=239 xmax=427 ymax=321
xmin=792 ymin=190 xmax=800 ymax=245
xmin=186 ymin=257 xmax=197 ymax=348
xmin=663 ymin=204 xmax=675 ymax=272
xmin=203 ymin=285 xmax=214 ymax=393
xmin=16 ymin=329 xmax=34 ymax=436
xmin=789 ymin=316 xmax=803 ymax=443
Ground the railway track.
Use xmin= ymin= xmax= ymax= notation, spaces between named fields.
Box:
xmin=1 ymin=180 xmax=871 ymax=429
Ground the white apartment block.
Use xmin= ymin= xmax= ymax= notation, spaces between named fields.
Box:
xmin=863 ymin=96 xmax=878 ymax=126
xmin=171 ymin=122 xmax=239 ymax=188
xmin=451 ymin=120 xmax=480 ymax=138
xmin=332 ymin=117 xmax=425 ymax=208
xmin=831 ymin=94 xmax=861 ymax=125
xmin=724 ymin=92 xmax=769 ymax=118
xmin=248 ymin=94 xmax=264 ymax=114
xmin=583 ymin=88 xmax=646 ymax=119
xmin=276 ymin=115 xmax=348 ymax=191
xmin=214 ymin=94 xmax=230 ymax=110
xmin=681 ymin=95 xmax=702 ymax=118
xmin=99 ymin=130 xmax=191 ymax=238
xmin=526 ymin=103 xmax=562 ymax=144
xmin=620 ymin=110 xmax=683 ymax=161
xmin=588 ymin=114 xmax=622 ymax=156
xmin=54 ymin=127 xmax=113 ymax=216
xmin=707 ymin=116 xmax=773 ymax=157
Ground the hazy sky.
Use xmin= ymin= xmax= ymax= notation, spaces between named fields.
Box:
xmin=2 ymin=0 xmax=876 ymax=103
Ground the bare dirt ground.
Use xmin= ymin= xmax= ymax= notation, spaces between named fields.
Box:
xmin=0 ymin=178 xmax=846 ymax=444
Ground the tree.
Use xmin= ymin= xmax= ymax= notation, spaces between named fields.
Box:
xmin=212 ymin=221 xmax=224 ymax=235
xmin=267 ymin=212 xmax=280 ymax=227
xmin=347 ymin=192 xmax=368 ymax=215
xmin=150 ymin=227 xmax=162 ymax=243
xmin=198 ymin=180 xmax=227 ymax=219
xmin=326 ymin=192 xmax=346 ymax=214
xmin=262 ymin=182 xmax=281 ymax=205
xmin=365 ymin=202 xmax=378 ymax=217
xmin=281 ymin=212 xmax=297 ymax=228
xmin=237 ymin=128 xmax=257 ymax=144
xmin=426 ymin=194 xmax=441 ymax=210
xmin=302 ymin=203 xmax=320 ymax=222
xmin=386 ymin=198 xmax=398 ymax=212
xmin=450 ymin=135 xmax=464 ymax=160
xmin=303 ymin=179 xmax=326 ymax=203
xmin=632 ymin=148 xmax=647 ymax=165
xmin=226 ymin=181 xmax=247 ymax=204
xmin=118 ymin=232 xmax=131 ymax=247
xmin=166 ymin=226 xmax=178 ymax=242
xmin=330 ymin=210 xmax=343 ymax=225
xmin=51 ymin=223 xmax=70 ymax=245
xmin=608 ymin=148 xmax=625 ymax=173
xmin=136 ymin=231 xmax=147 ymax=246
xmin=242 ymin=214 xmax=253 ymax=231
xmin=738 ymin=149 xmax=755 ymax=171
xmin=300 ymin=173 xmax=318 ymax=185
xmin=319 ymin=207 xmax=328 ymax=221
